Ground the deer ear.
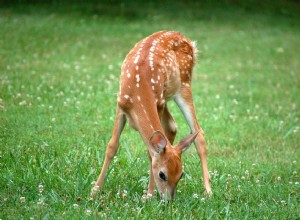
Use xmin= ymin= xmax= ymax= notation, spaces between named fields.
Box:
xmin=149 ymin=130 xmax=167 ymax=153
xmin=176 ymin=130 xmax=200 ymax=153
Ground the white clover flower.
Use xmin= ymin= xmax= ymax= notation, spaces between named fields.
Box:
xmin=91 ymin=181 xmax=96 ymax=185
xmin=108 ymin=65 xmax=114 ymax=70
xmin=122 ymin=190 xmax=128 ymax=198
xmin=19 ymin=100 xmax=27 ymax=106
xmin=193 ymin=193 xmax=199 ymax=199
xmin=38 ymin=184 xmax=44 ymax=194
xmin=141 ymin=194 xmax=147 ymax=202
xmin=20 ymin=197 xmax=25 ymax=203
xmin=85 ymin=209 xmax=92 ymax=215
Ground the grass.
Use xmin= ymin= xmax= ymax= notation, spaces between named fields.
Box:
xmin=0 ymin=0 xmax=299 ymax=219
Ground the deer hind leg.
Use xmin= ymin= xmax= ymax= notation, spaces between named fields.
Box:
xmin=91 ymin=106 xmax=126 ymax=197
xmin=161 ymin=105 xmax=178 ymax=144
xmin=174 ymin=87 xmax=212 ymax=195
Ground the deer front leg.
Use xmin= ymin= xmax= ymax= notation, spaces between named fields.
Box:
xmin=161 ymin=105 xmax=178 ymax=144
xmin=175 ymin=88 xmax=212 ymax=196
xmin=91 ymin=106 xmax=126 ymax=197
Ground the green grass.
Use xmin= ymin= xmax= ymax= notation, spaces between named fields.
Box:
xmin=0 ymin=0 xmax=299 ymax=219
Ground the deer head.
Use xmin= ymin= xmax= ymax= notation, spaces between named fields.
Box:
xmin=149 ymin=130 xmax=199 ymax=200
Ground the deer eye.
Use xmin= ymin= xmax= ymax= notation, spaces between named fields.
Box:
xmin=159 ymin=171 xmax=167 ymax=181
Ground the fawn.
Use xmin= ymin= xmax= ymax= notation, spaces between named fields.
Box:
xmin=92 ymin=31 xmax=211 ymax=200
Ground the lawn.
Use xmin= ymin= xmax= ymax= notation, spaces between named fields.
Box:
xmin=0 ymin=0 xmax=299 ymax=219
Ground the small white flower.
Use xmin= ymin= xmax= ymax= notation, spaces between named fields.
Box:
xmin=141 ymin=193 xmax=153 ymax=203
xmin=38 ymin=184 xmax=44 ymax=193
xmin=201 ymin=197 xmax=205 ymax=202
xmin=193 ymin=193 xmax=199 ymax=199
xmin=19 ymin=100 xmax=27 ymax=106
xmin=245 ymin=170 xmax=249 ymax=176
xmin=108 ymin=65 xmax=113 ymax=70
xmin=276 ymin=47 xmax=284 ymax=53
xmin=20 ymin=197 xmax=25 ymax=203
xmin=91 ymin=185 xmax=100 ymax=194
xmin=122 ymin=190 xmax=128 ymax=198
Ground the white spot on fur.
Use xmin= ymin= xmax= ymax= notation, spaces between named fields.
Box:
xmin=149 ymin=39 xmax=160 ymax=71
xmin=136 ymin=74 xmax=140 ymax=82
xmin=134 ymin=54 xmax=140 ymax=64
